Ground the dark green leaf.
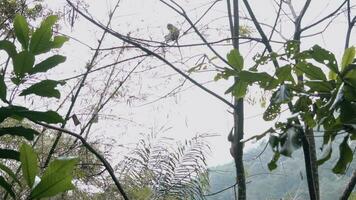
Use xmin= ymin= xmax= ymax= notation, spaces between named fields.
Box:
xmin=30 ymin=55 xmax=66 ymax=74
xmin=0 ymin=40 xmax=17 ymax=58
xmin=284 ymin=40 xmax=300 ymax=58
xmin=0 ymin=106 xmax=64 ymax=124
xmin=17 ymin=110 xmax=64 ymax=124
xmin=268 ymin=152 xmax=280 ymax=171
xmin=238 ymin=71 xmax=274 ymax=84
xmin=0 ymin=127 xmax=39 ymax=141
xmin=227 ymin=49 xmax=243 ymax=71
xmin=309 ymin=45 xmax=338 ymax=74
xmin=20 ymin=143 xmax=38 ymax=188
xmin=332 ymin=136 xmax=353 ymax=174
xmin=0 ymin=176 xmax=15 ymax=199
xmin=13 ymin=51 xmax=35 ymax=77
xmin=340 ymin=101 xmax=356 ymax=124
xmin=305 ymin=80 xmax=334 ymax=93
xmin=20 ymin=80 xmax=64 ymax=99
xmin=0 ymin=149 xmax=20 ymax=161
xmin=317 ymin=138 xmax=332 ymax=165
xmin=0 ymin=163 xmax=21 ymax=186
xmin=294 ymin=96 xmax=312 ymax=113
xmin=276 ymin=65 xmax=294 ymax=83
xmin=29 ymin=15 xmax=58 ymax=55
xmin=14 ymin=15 xmax=30 ymax=50
xmin=295 ymin=62 xmax=327 ymax=81
xmin=341 ymin=46 xmax=355 ymax=71
xmin=30 ymin=157 xmax=78 ymax=199
xmin=51 ymin=36 xmax=69 ymax=49
xmin=0 ymin=75 xmax=7 ymax=102
xmin=263 ymin=103 xmax=281 ymax=121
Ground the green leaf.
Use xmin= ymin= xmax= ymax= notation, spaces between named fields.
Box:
xmin=17 ymin=110 xmax=64 ymax=124
xmin=341 ymin=46 xmax=355 ymax=71
xmin=0 ymin=176 xmax=15 ymax=199
xmin=340 ymin=101 xmax=356 ymax=124
xmin=0 ymin=75 xmax=7 ymax=102
xmin=20 ymin=143 xmax=38 ymax=188
xmin=0 ymin=163 xmax=21 ymax=186
xmin=305 ymin=80 xmax=334 ymax=93
xmin=309 ymin=45 xmax=338 ymax=74
xmin=30 ymin=55 xmax=66 ymax=74
xmin=332 ymin=136 xmax=353 ymax=174
xmin=0 ymin=127 xmax=39 ymax=141
xmin=29 ymin=15 xmax=58 ymax=55
xmin=14 ymin=15 xmax=30 ymax=50
xmin=13 ymin=51 xmax=35 ymax=77
xmin=276 ymin=65 xmax=294 ymax=83
xmin=0 ymin=40 xmax=17 ymax=58
xmin=20 ymin=80 xmax=64 ymax=99
xmin=51 ymin=36 xmax=69 ymax=49
xmin=227 ymin=49 xmax=244 ymax=71
xmin=30 ymin=158 xmax=78 ymax=199
xmin=0 ymin=149 xmax=20 ymax=161
xmin=317 ymin=138 xmax=332 ymax=165
xmin=232 ymin=82 xmax=248 ymax=99
xmin=295 ymin=62 xmax=327 ymax=81
xmin=238 ymin=71 xmax=274 ymax=84
xmin=268 ymin=152 xmax=280 ymax=171
xmin=263 ymin=103 xmax=281 ymax=121
xmin=0 ymin=106 xmax=64 ymax=124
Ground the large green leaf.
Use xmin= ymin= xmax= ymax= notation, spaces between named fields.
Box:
xmin=17 ymin=110 xmax=64 ymax=124
xmin=0 ymin=40 xmax=17 ymax=58
xmin=238 ymin=71 xmax=274 ymax=84
xmin=20 ymin=80 xmax=64 ymax=99
xmin=0 ymin=75 xmax=7 ymax=102
xmin=0 ymin=176 xmax=15 ymax=199
xmin=276 ymin=65 xmax=294 ymax=83
xmin=0 ymin=106 xmax=64 ymax=124
xmin=0 ymin=149 xmax=20 ymax=161
xmin=309 ymin=45 xmax=339 ymax=74
xmin=51 ymin=36 xmax=69 ymax=49
xmin=30 ymin=158 xmax=78 ymax=199
xmin=227 ymin=49 xmax=244 ymax=71
xmin=232 ymin=82 xmax=248 ymax=99
xmin=13 ymin=51 xmax=35 ymax=77
xmin=341 ymin=46 xmax=355 ymax=71
xmin=305 ymin=80 xmax=335 ymax=93
xmin=29 ymin=15 xmax=58 ymax=55
xmin=295 ymin=62 xmax=327 ymax=81
xmin=20 ymin=143 xmax=38 ymax=188
xmin=340 ymin=101 xmax=356 ymax=124
xmin=332 ymin=136 xmax=353 ymax=174
xmin=0 ymin=127 xmax=39 ymax=141
xmin=14 ymin=15 xmax=30 ymax=50
xmin=30 ymin=55 xmax=66 ymax=74
xmin=0 ymin=163 xmax=21 ymax=186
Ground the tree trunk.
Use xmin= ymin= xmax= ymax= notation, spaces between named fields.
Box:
xmin=340 ymin=170 xmax=356 ymax=200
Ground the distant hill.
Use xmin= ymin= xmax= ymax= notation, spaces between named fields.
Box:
xmin=206 ymin=138 xmax=355 ymax=200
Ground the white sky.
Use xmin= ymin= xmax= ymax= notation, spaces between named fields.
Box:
xmin=40 ymin=0 xmax=355 ymax=166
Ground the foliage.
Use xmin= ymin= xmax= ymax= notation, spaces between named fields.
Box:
xmin=0 ymin=14 xmax=74 ymax=199
xmin=217 ymin=44 xmax=356 ymax=174
xmin=117 ymin=133 xmax=211 ymax=200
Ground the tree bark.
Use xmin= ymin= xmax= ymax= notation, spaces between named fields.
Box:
xmin=340 ymin=170 xmax=356 ymax=200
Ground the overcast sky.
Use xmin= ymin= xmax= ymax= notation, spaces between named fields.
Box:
xmin=44 ymin=0 xmax=355 ymax=166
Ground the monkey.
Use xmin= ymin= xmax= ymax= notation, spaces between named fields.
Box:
xmin=228 ymin=128 xmax=236 ymax=158
xmin=165 ymin=23 xmax=180 ymax=42
xmin=164 ymin=23 xmax=182 ymax=59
